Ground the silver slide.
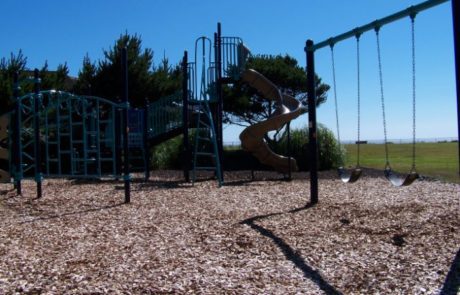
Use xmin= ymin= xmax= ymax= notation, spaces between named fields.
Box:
xmin=239 ymin=69 xmax=305 ymax=173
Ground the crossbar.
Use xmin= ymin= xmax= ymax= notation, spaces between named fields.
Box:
xmin=308 ymin=0 xmax=449 ymax=52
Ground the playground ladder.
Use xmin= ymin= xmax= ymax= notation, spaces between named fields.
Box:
xmin=191 ymin=101 xmax=222 ymax=187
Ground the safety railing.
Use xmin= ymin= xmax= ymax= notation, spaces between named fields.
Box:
xmin=146 ymin=92 xmax=183 ymax=139
xmin=221 ymin=37 xmax=248 ymax=80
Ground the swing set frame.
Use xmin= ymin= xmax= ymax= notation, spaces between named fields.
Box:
xmin=305 ymin=0 xmax=459 ymax=204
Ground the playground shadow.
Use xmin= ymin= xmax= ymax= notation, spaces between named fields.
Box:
xmin=240 ymin=203 xmax=343 ymax=295
xmin=20 ymin=202 xmax=124 ymax=224
xmin=440 ymin=247 xmax=460 ymax=295
xmin=135 ymin=179 xmax=190 ymax=190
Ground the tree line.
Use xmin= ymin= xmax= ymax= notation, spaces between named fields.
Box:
xmin=0 ymin=33 xmax=329 ymax=130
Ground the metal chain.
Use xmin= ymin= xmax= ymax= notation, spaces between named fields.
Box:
xmin=375 ymin=28 xmax=390 ymax=168
xmin=356 ymin=34 xmax=361 ymax=167
xmin=410 ymin=14 xmax=417 ymax=171
xmin=330 ymin=44 xmax=343 ymax=166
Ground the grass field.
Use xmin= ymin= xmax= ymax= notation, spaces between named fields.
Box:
xmin=344 ymin=142 xmax=459 ymax=183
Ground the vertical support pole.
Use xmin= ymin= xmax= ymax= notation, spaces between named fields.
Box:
xmin=115 ymin=99 xmax=122 ymax=178
xmin=306 ymin=40 xmax=318 ymax=204
xmin=33 ymin=69 xmax=42 ymax=198
xmin=13 ymin=72 xmax=21 ymax=195
xmin=216 ymin=23 xmax=224 ymax=181
xmin=287 ymin=122 xmax=292 ymax=181
xmin=143 ymin=98 xmax=150 ymax=181
xmin=452 ymin=0 xmax=460 ymax=176
xmin=182 ymin=51 xmax=190 ymax=182
xmin=122 ymin=47 xmax=131 ymax=203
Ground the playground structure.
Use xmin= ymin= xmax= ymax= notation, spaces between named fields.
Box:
xmin=305 ymin=0 xmax=458 ymax=203
xmin=0 ymin=23 xmax=305 ymax=200
xmin=0 ymin=63 xmax=132 ymax=201
xmin=0 ymin=0 xmax=457 ymax=204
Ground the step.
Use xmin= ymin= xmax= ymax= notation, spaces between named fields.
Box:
xmin=195 ymin=166 xmax=217 ymax=171
xmin=197 ymin=136 xmax=211 ymax=142
xmin=198 ymin=121 xmax=210 ymax=128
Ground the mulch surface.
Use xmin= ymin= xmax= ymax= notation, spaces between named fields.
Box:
xmin=0 ymin=169 xmax=459 ymax=294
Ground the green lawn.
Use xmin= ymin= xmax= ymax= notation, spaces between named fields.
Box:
xmin=343 ymin=142 xmax=459 ymax=183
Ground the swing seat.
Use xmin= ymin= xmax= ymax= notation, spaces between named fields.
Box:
xmin=338 ymin=167 xmax=362 ymax=183
xmin=384 ymin=168 xmax=419 ymax=187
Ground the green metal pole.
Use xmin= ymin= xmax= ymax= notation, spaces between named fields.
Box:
xmin=13 ymin=72 xmax=21 ymax=195
xmin=306 ymin=40 xmax=319 ymax=204
xmin=122 ymin=47 xmax=131 ymax=203
xmin=182 ymin=51 xmax=190 ymax=182
xmin=452 ymin=0 xmax=460 ymax=176
xmin=33 ymin=69 xmax=42 ymax=198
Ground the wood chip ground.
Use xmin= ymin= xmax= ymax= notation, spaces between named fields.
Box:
xmin=1 ymin=169 xmax=459 ymax=294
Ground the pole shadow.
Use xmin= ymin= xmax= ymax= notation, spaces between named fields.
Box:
xmin=440 ymin=247 xmax=460 ymax=295
xmin=240 ymin=202 xmax=343 ymax=295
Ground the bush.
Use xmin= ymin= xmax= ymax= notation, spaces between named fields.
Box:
xmin=149 ymin=124 xmax=343 ymax=172
xmin=270 ymin=124 xmax=343 ymax=171
xmin=150 ymin=135 xmax=184 ymax=170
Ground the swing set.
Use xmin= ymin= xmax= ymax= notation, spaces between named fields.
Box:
xmin=306 ymin=0 xmax=458 ymax=203
xmin=329 ymin=13 xmax=419 ymax=186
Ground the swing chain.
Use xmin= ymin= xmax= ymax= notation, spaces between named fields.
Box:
xmin=330 ymin=43 xmax=344 ymax=167
xmin=410 ymin=13 xmax=417 ymax=172
xmin=375 ymin=27 xmax=390 ymax=168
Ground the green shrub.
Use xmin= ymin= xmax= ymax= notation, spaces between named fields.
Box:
xmin=149 ymin=124 xmax=343 ymax=171
xmin=270 ymin=124 xmax=343 ymax=171
xmin=150 ymin=135 xmax=184 ymax=170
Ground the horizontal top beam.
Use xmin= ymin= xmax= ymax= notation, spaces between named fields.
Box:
xmin=307 ymin=0 xmax=450 ymax=52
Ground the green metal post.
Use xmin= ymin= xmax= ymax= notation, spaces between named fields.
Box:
xmin=452 ymin=0 xmax=460 ymax=176
xmin=144 ymin=98 xmax=150 ymax=181
xmin=306 ymin=41 xmax=318 ymax=204
xmin=182 ymin=51 xmax=190 ymax=182
xmin=33 ymin=69 xmax=42 ymax=198
xmin=122 ymin=47 xmax=131 ymax=203
xmin=13 ymin=72 xmax=21 ymax=195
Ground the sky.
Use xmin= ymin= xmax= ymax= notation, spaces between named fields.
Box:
xmin=0 ymin=0 xmax=457 ymax=144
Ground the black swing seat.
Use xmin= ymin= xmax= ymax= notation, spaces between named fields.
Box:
xmin=338 ymin=167 xmax=362 ymax=183
xmin=384 ymin=169 xmax=419 ymax=187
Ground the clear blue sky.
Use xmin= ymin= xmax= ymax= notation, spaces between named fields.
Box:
xmin=0 ymin=0 xmax=456 ymax=143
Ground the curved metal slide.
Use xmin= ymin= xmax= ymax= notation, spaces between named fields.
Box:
xmin=239 ymin=69 xmax=306 ymax=173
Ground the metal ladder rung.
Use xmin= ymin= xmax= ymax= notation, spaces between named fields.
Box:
xmin=197 ymin=136 xmax=211 ymax=142
xmin=195 ymin=166 xmax=217 ymax=171
xmin=199 ymin=121 xmax=210 ymax=128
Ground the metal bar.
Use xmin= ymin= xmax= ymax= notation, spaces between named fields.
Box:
xmin=452 ymin=0 xmax=460 ymax=176
xmin=182 ymin=51 xmax=190 ymax=182
xmin=216 ymin=24 xmax=224 ymax=181
xmin=83 ymin=99 xmax=88 ymax=176
xmin=122 ymin=47 xmax=131 ymax=203
xmin=287 ymin=122 xmax=291 ymax=181
xmin=13 ymin=72 xmax=21 ymax=195
xmin=111 ymin=105 xmax=116 ymax=176
xmin=115 ymin=100 xmax=122 ymax=177
xmin=144 ymin=99 xmax=150 ymax=181
xmin=309 ymin=0 xmax=450 ymax=51
xmin=96 ymin=100 xmax=101 ymax=177
xmin=33 ymin=69 xmax=42 ymax=198
xmin=56 ymin=95 xmax=62 ymax=175
xmin=69 ymin=96 xmax=74 ymax=175
xmin=305 ymin=40 xmax=319 ymax=204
